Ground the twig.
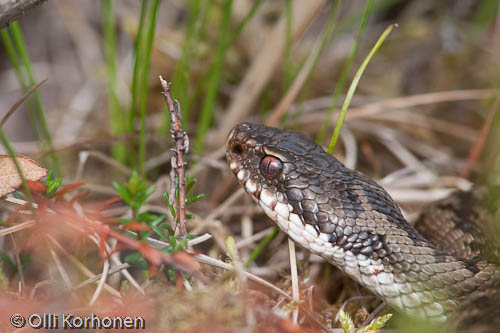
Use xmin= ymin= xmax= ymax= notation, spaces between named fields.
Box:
xmin=104 ymin=237 xmax=145 ymax=295
xmin=88 ymin=258 xmax=110 ymax=306
xmin=47 ymin=236 xmax=122 ymax=299
xmin=10 ymin=234 xmax=25 ymax=295
xmin=159 ymin=76 xmax=188 ymax=238
xmin=48 ymin=243 xmax=73 ymax=289
xmin=74 ymin=263 xmax=130 ymax=290
xmin=288 ymin=238 xmax=299 ymax=324
xmin=0 ymin=0 xmax=48 ymax=29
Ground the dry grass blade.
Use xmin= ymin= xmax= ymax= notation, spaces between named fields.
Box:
xmin=194 ymin=253 xmax=292 ymax=301
xmin=215 ymin=0 xmax=327 ymax=144
xmin=288 ymin=238 xmax=299 ymax=325
xmin=0 ymin=78 xmax=47 ymax=127
xmin=337 ymin=89 xmax=500 ymax=121
xmin=48 ymin=236 xmax=122 ymax=299
xmin=0 ymin=220 xmax=35 ymax=236
xmin=89 ymin=258 xmax=110 ymax=305
xmin=461 ymin=97 xmax=500 ymax=178
xmin=267 ymin=27 xmax=328 ymax=127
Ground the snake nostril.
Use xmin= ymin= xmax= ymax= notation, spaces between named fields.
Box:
xmin=231 ymin=142 xmax=245 ymax=156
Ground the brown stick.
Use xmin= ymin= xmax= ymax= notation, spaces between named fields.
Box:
xmin=0 ymin=0 xmax=48 ymax=29
xmin=159 ymin=76 xmax=188 ymax=238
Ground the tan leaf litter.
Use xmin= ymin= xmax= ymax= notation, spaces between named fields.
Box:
xmin=0 ymin=154 xmax=47 ymax=198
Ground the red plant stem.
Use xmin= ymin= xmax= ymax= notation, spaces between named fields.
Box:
xmin=159 ymin=76 xmax=187 ymax=238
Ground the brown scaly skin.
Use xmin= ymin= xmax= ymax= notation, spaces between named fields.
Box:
xmin=226 ymin=122 xmax=500 ymax=325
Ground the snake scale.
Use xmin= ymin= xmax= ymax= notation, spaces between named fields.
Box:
xmin=225 ymin=122 xmax=500 ymax=329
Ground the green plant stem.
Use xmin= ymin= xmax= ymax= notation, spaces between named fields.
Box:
xmin=170 ymin=0 xmax=210 ymax=127
xmin=102 ymin=0 xmax=125 ymax=163
xmin=316 ymin=0 xmax=374 ymax=144
xmin=327 ymin=24 xmax=396 ymax=155
xmin=283 ymin=0 xmax=293 ymax=92
xmin=224 ymin=0 xmax=264 ymax=49
xmin=194 ymin=0 xmax=233 ymax=154
xmin=0 ymin=29 xmax=26 ymax=89
xmin=129 ymin=0 xmax=160 ymax=176
xmin=244 ymin=226 xmax=279 ymax=268
xmin=1 ymin=22 xmax=60 ymax=175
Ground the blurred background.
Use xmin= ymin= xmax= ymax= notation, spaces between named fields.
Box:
xmin=1 ymin=0 xmax=500 ymax=331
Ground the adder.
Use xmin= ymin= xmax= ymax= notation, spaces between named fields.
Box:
xmin=225 ymin=122 xmax=500 ymax=331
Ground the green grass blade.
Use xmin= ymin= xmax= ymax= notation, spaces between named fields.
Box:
xmin=170 ymin=0 xmax=210 ymax=127
xmin=129 ymin=0 xmax=148 ymax=135
xmin=224 ymin=0 xmax=264 ymax=50
xmin=283 ymin=0 xmax=294 ymax=92
xmin=244 ymin=226 xmax=279 ymax=268
xmin=102 ymin=0 xmax=125 ymax=163
xmin=327 ymin=24 xmax=396 ymax=155
xmin=0 ymin=29 xmax=26 ymax=89
xmin=316 ymin=0 xmax=374 ymax=144
xmin=194 ymin=0 xmax=233 ymax=154
xmin=130 ymin=0 xmax=161 ymax=176
xmin=3 ymin=22 xmax=60 ymax=175
xmin=128 ymin=0 xmax=148 ymax=167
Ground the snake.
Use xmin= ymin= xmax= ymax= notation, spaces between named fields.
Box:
xmin=225 ymin=122 xmax=500 ymax=328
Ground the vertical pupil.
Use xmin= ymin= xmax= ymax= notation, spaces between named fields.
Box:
xmin=259 ymin=156 xmax=283 ymax=180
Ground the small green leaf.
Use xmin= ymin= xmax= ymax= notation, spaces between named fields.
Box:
xmin=138 ymin=212 xmax=165 ymax=225
xmin=186 ymin=193 xmax=205 ymax=206
xmin=168 ymin=235 xmax=177 ymax=249
xmin=12 ymin=192 xmax=24 ymax=200
xmin=152 ymin=224 xmax=170 ymax=242
xmin=113 ymin=182 xmax=131 ymax=204
xmin=124 ymin=252 xmax=149 ymax=270
xmin=117 ymin=217 xmax=131 ymax=224
xmin=360 ymin=313 xmax=392 ymax=332
xmin=339 ymin=310 xmax=355 ymax=333
xmin=176 ymin=239 xmax=188 ymax=251
xmin=167 ymin=267 xmax=176 ymax=283
xmin=120 ymin=280 xmax=130 ymax=297
xmin=43 ymin=171 xmax=62 ymax=197
xmin=162 ymin=224 xmax=175 ymax=236
xmin=225 ymin=236 xmax=237 ymax=260
xmin=163 ymin=192 xmax=177 ymax=218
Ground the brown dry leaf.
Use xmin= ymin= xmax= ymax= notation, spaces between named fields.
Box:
xmin=0 ymin=154 xmax=47 ymax=198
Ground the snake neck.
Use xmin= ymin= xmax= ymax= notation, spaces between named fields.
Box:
xmin=226 ymin=122 xmax=500 ymax=322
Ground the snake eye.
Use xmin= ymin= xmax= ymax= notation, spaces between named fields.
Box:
xmin=231 ymin=142 xmax=245 ymax=156
xmin=259 ymin=156 xmax=283 ymax=180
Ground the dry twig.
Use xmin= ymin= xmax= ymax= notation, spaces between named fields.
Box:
xmin=160 ymin=76 xmax=188 ymax=238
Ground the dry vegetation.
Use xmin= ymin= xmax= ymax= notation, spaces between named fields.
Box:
xmin=0 ymin=0 xmax=499 ymax=332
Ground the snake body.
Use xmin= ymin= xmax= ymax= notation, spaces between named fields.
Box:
xmin=225 ymin=122 xmax=500 ymax=323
